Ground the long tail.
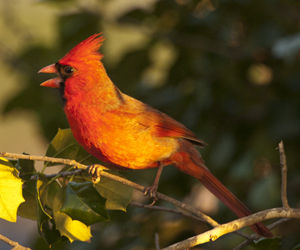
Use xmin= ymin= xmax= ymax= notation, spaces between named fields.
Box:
xmin=171 ymin=141 xmax=273 ymax=237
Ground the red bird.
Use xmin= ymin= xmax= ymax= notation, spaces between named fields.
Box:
xmin=39 ymin=34 xmax=272 ymax=237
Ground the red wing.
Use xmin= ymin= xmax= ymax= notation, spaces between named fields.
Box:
xmin=140 ymin=106 xmax=206 ymax=147
xmin=110 ymin=95 xmax=206 ymax=147
xmin=155 ymin=112 xmax=206 ymax=147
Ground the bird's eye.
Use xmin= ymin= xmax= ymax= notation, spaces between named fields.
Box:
xmin=56 ymin=63 xmax=76 ymax=79
xmin=62 ymin=65 xmax=74 ymax=75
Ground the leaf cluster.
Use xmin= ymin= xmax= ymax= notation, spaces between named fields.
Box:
xmin=0 ymin=129 xmax=132 ymax=246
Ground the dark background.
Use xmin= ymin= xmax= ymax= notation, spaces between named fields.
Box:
xmin=0 ymin=0 xmax=299 ymax=249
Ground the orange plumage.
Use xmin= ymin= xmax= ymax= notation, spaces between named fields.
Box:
xmin=39 ymin=33 xmax=272 ymax=237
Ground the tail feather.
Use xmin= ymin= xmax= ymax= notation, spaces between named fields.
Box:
xmin=171 ymin=142 xmax=272 ymax=237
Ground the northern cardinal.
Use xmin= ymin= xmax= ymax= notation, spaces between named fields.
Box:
xmin=39 ymin=34 xmax=272 ymax=237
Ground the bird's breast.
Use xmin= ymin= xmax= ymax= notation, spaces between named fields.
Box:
xmin=64 ymin=100 xmax=179 ymax=169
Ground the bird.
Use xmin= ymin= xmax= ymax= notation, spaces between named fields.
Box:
xmin=39 ymin=33 xmax=272 ymax=237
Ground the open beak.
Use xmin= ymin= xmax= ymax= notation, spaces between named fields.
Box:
xmin=38 ymin=64 xmax=61 ymax=88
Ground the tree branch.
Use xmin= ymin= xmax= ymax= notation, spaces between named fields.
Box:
xmin=0 ymin=233 xmax=31 ymax=250
xmin=0 ymin=152 xmax=87 ymax=169
xmin=162 ymin=208 xmax=300 ymax=250
xmin=34 ymin=169 xmax=84 ymax=179
xmin=2 ymin=150 xmax=298 ymax=250
xmin=130 ymin=201 xmax=205 ymax=222
xmin=0 ymin=152 xmax=218 ymax=228
xmin=278 ymin=141 xmax=290 ymax=208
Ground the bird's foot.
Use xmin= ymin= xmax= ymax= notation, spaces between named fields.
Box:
xmin=87 ymin=164 xmax=108 ymax=183
xmin=144 ymin=184 xmax=159 ymax=206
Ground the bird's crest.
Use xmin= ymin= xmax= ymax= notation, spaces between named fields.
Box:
xmin=59 ymin=33 xmax=104 ymax=64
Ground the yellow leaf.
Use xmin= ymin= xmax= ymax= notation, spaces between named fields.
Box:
xmin=0 ymin=157 xmax=25 ymax=222
xmin=54 ymin=211 xmax=92 ymax=243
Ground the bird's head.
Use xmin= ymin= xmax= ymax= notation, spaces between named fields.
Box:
xmin=38 ymin=33 xmax=104 ymax=89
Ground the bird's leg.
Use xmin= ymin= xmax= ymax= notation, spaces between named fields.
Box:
xmin=144 ymin=165 xmax=164 ymax=205
xmin=88 ymin=164 xmax=108 ymax=183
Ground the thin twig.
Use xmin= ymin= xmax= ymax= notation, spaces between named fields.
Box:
xmin=268 ymin=217 xmax=290 ymax=230
xmin=155 ymin=192 xmax=219 ymax=227
xmin=130 ymin=201 xmax=249 ymax=241
xmin=41 ymin=169 xmax=84 ymax=179
xmin=130 ymin=201 xmax=250 ymax=240
xmin=0 ymin=152 xmax=218 ymax=228
xmin=278 ymin=141 xmax=290 ymax=208
xmin=232 ymin=235 xmax=257 ymax=250
xmin=0 ymin=233 xmax=31 ymax=250
xmin=234 ymin=141 xmax=292 ymax=250
xmin=0 ymin=152 xmax=86 ymax=169
xmin=130 ymin=201 xmax=205 ymax=222
xmin=163 ymin=208 xmax=300 ymax=250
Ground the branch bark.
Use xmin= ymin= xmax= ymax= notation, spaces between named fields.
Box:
xmin=162 ymin=208 xmax=300 ymax=250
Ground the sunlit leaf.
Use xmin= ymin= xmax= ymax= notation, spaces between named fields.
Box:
xmin=94 ymin=176 xmax=132 ymax=211
xmin=61 ymin=182 xmax=108 ymax=225
xmin=0 ymin=158 xmax=25 ymax=222
xmin=54 ymin=211 xmax=92 ymax=243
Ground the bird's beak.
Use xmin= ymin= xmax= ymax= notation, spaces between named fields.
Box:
xmin=38 ymin=64 xmax=61 ymax=88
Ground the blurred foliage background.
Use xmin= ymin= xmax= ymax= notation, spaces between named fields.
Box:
xmin=0 ymin=0 xmax=300 ymax=249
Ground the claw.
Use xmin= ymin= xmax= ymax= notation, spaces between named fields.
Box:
xmin=88 ymin=164 xmax=108 ymax=183
xmin=144 ymin=185 xmax=159 ymax=205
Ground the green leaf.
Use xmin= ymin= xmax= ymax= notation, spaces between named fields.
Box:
xmin=94 ymin=176 xmax=132 ymax=211
xmin=37 ymin=202 xmax=61 ymax=245
xmin=61 ymin=182 xmax=108 ymax=225
xmin=40 ymin=179 xmax=64 ymax=212
xmin=45 ymin=128 xmax=100 ymax=167
xmin=16 ymin=159 xmax=38 ymax=220
xmin=36 ymin=179 xmax=61 ymax=245
xmin=54 ymin=211 xmax=92 ymax=243
xmin=0 ymin=157 xmax=25 ymax=222
xmin=17 ymin=179 xmax=37 ymax=220
xmin=252 ymin=237 xmax=281 ymax=250
xmin=36 ymin=179 xmax=52 ymax=219
xmin=17 ymin=158 xmax=36 ymax=180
